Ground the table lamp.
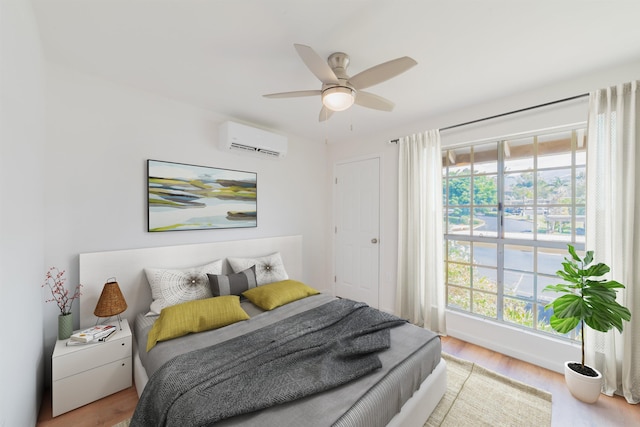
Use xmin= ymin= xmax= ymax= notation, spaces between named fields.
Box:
xmin=94 ymin=277 xmax=128 ymax=330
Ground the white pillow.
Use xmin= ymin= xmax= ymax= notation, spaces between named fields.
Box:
xmin=227 ymin=252 xmax=288 ymax=286
xmin=144 ymin=259 xmax=223 ymax=315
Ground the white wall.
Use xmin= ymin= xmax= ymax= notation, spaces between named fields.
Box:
xmin=328 ymin=58 xmax=640 ymax=373
xmin=42 ymin=64 xmax=330 ymax=384
xmin=0 ymin=0 xmax=47 ymax=425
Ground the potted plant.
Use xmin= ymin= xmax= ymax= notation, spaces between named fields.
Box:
xmin=544 ymin=244 xmax=631 ymax=403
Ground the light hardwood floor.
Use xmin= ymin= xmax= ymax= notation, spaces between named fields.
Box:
xmin=37 ymin=386 xmax=137 ymax=427
xmin=440 ymin=336 xmax=639 ymax=427
xmin=37 ymin=336 xmax=638 ymax=427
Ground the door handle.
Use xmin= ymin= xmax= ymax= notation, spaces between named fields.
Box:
xmin=371 ymin=238 xmax=378 ymax=244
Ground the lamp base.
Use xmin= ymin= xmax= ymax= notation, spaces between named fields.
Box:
xmin=95 ymin=313 xmax=124 ymax=330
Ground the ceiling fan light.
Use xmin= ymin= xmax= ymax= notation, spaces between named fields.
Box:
xmin=322 ymin=86 xmax=355 ymax=112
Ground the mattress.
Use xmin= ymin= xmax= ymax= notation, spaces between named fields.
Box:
xmin=134 ymin=294 xmax=441 ymax=427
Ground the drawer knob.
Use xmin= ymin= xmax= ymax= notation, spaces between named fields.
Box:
xmin=121 ymin=343 xmax=125 ymax=346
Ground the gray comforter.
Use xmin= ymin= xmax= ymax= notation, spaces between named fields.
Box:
xmin=131 ymin=298 xmax=407 ymax=427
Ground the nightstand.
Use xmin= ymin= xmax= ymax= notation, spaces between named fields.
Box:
xmin=51 ymin=319 xmax=132 ymax=417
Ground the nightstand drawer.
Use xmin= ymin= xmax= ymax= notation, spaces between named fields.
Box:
xmin=52 ymin=356 xmax=132 ymax=417
xmin=52 ymin=336 xmax=131 ymax=381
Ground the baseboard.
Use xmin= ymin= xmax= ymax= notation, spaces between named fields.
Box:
xmin=445 ymin=310 xmax=580 ymax=374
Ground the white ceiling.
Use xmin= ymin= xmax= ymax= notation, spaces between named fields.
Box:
xmin=32 ymin=0 xmax=640 ymax=144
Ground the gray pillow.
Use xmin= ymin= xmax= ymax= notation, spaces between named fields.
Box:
xmin=208 ymin=266 xmax=258 ymax=297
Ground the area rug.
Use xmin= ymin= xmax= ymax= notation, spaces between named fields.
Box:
xmin=425 ymin=353 xmax=552 ymax=426
xmin=113 ymin=353 xmax=552 ymax=427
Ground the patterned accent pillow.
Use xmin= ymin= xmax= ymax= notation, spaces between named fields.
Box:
xmin=207 ymin=266 xmax=257 ymax=297
xmin=144 ymin=259 xmax=223 ymax=316
xmin=146 ymin=295 xmax=249 ymax=351
xmin=227 ymin=252 xmax=288 ymax=285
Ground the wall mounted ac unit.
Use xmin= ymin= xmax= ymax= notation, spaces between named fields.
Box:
xmin=219 ymin=121 xmax=287 ymax=158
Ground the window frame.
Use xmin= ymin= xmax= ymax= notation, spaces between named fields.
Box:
xmin=442 ymin=125 xmax=587 ymax=341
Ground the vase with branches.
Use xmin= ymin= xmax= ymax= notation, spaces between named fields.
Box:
xmin=43 ymin=267 xmax=82 ymax=339
xmin=43 ymin=267 xmax=82 ymax=315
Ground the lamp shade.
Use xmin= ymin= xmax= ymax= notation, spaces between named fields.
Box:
xmin=94 ymin=279 xmax=127 ymax=317
xmin=322 ymin=86 xmax=355 ymax=111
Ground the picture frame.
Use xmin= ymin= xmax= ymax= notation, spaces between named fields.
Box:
xmin=147 ymin=159 xmax=257 ymax=232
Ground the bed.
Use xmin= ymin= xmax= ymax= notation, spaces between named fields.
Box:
xmin=78 ymin=235 xmax=446 ymax=426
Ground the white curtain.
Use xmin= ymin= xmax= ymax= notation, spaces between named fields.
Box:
xmin=396 ymin=130 xmax=446 ymax=334
xmin=585 ymin=80 xmax=639 ymax=403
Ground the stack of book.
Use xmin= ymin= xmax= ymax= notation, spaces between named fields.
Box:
xmin=67 ymin=324 xmax=117 ymax=346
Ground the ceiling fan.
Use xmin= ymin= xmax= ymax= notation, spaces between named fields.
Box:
xmin=263 ymin=44 xmax=417 ymax=122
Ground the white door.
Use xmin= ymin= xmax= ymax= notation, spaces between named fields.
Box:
xmin=334 ymin=157 xmax=380 ymax=308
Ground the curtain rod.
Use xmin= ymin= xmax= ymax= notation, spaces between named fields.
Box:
xmin=389 ymin=92 xmax=589 ymax=144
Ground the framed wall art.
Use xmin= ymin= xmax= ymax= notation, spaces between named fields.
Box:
xmin=147 ymin=159 xmax=257 ymax=232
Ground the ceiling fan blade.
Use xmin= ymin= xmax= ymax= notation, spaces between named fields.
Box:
xmin=319 ymin=105 xmax=334 ymax=122
xmin=348 ymin=56 xmax=417 ymax=90
xmin=355 ymin=91 xmax=395 ymax=111
xmin=263 ymin=90 xmax=321 ymax=99
xmin=294 ymin=44 xmax=339 ymax=85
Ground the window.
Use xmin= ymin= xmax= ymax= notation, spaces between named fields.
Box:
xmin=442 ymin=126 xmax=586 ymax=340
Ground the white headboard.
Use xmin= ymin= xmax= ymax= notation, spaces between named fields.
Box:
xmin=79 ymin=235 xmax=303 ymax=328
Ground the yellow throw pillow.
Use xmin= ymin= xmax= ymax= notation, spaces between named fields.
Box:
xmin=242 ymin=280 xmax=320 ymax=311
xmin=147 ymin=295 xmax=249 ymax=351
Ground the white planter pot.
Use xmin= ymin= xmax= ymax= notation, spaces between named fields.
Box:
xmin=564 ymin=361 xmax=603 ymax=403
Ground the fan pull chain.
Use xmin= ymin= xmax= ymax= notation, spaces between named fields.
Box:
xmin=324 ymin=108 xmax=329 ymax=144
xmin=350 ymin=106 xmax=353 ymax=131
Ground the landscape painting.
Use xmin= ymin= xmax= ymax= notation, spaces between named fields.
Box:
xmin=147 ymin=160 xmax=257 ymax=232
